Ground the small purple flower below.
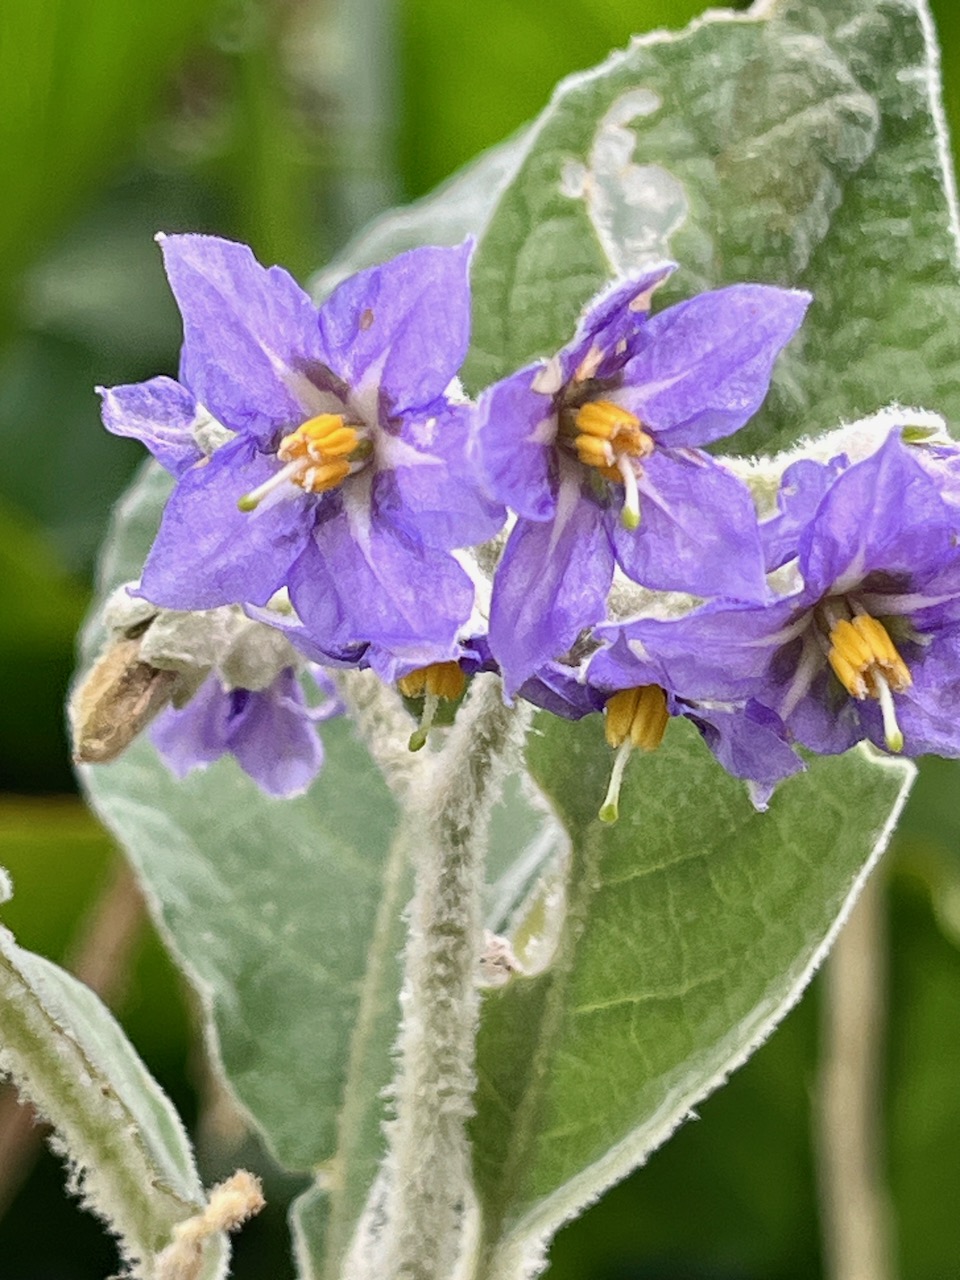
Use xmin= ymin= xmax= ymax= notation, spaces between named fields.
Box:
xmin=151 ymin=667 xmax=341 ymax=798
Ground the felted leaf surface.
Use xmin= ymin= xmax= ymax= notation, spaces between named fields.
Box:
xmin=463 ymin=0 xmax=960 ymax=452
xmin=470 ymin=716 xmax=913 ymax=1278
xmin=0 ymin=919 xmax=224 ymax=1279
xmin=79 ymin=463 xmax=402 ymax=1178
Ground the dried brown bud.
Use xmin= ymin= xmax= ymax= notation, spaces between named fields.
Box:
xmin=70 ymin=634 xmax=179 ymax=764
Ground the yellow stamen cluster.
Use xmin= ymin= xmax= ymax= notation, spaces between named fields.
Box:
xmin=397 ymin=662 xmax=467 ymax=701
xmin=826 ymin=615 xmax=912 ymax=700
xmin=276 ymin=413 xmax=361 ymax=493
xmin=573 ymin=400 xmax=654 ymax=482
xmin=604 ymin=685 xmax=670 ymax=751
xmin=398 ymin=662 xmax=468 ymax=752
xmin=598 ymin=685 xmax=670 ymax=825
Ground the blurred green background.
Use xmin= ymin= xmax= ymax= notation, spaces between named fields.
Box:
xmin=1 ymin=1 xmax=960 ymax=1276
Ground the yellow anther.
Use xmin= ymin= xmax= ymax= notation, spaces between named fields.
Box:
xmin=397 ymin=662 xmax=466 ymax=701
xmin=429 ymin=662 xmax=467 ymax=701
xmin=575 ymin=435 xmax=614 ymax=469
xmin=301 ymin=459 xmax=352 ymax=493
xmin=239 ymin=413 xmax=365 ymax=509
xmin=396 ymin=670 xmax=427 ymax=698
xmin=598 ymin=686 xmax=669 ymax=823
xmin=827 ymin=614 xmax=912 ymax=700
xmin=305 ymin=426 xmax=357 ymax=459
xmin=827 ymin=648 xmax=868 ymax=700
xmin=604 ymin=685 xmax=669 ymax=751
xmin=399 ymin=662 xmax=467 ymax=752
xmin=852 ymin=614 xmax=905 ymax=671
xmin=277 ymin=414 xmax=362 ymax=488
xmin=570 ymin=401 xmax=652 ymax=529
xmin=574 ymin=401 xmax=651 ymax=458
xmin=830 ymin=618 xmax=873 ymax=669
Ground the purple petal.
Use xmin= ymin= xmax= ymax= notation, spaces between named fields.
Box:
xmin=318 ymin=242 xmax=473 ymax=415
xmin=287 ymin=505 xmax=474 ymax=669
xmin=243 ymin=604 xmax=370 ymax=669
xmin=98 ymin=377 xmax=204 ymax=476
xmin=594 ymin=596 xmax=802 ymax=704
xmin=159 ymin=234 xmax=333 ymax=445
xmin=303 ymin=666 xmax=345 ymax=720
xmin=489 ymin=484 xmax=615 ymax=697
xmin=229 ymin=670 xmax=325 ymax=796
xmin=613 ymin=284 xmax=810 ymax=447
xmin=800 ymin=431 xmax=957 ymax=596
xmin=682 ymin=699 xmax=803 ymax=786
xmin=761 ymin=454 xmax=847 ymax=571
xmin=562 ymin=264 xmax=676 ymax=381
xmin=517 ymin=663 xmax=604 ymax=719
xmin=610 ymin=448 xmax=768 ymax=600
xmin=139 ymin=436 xmax=314 ymax=609
xmin=473 ymin=364 xmax=559 ymax=519
xmin=152 ymin=670 xmax=325 ymax=797
xmin=584 ymin=631 xmax=659 ymax=692
xmin=881 ymin=627 xmax=960 ymax=757
xmin=776 ymin=662 xmax=866 ymax=755
xmin=875 ymin=554 xmax=960 ymax=632
xmin=374 ymin=402 xmax=505 ymax=550
xmin=151 ymin=676 xmax=231 ymax=775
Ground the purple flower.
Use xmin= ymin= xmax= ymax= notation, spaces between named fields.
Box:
xmin=597 ymin=430 xmax=960 ymax=760
xmin=473 ymin=270 xmax=811 ymax=694
xmin=393 ymin=634 xmax=499 ymax=750
xmin=521 ymin=641 xmax=801 ymax=820
xmin=100 ymin=235 xmax=503 ymax=671
xmin=151 ymin=667 xmax=340 ymax=797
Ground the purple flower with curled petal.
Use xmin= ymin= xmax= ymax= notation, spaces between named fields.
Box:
xmin=151 ymin=667 xmax=341 ymax=797
xmin=473 ymin=269 xmax=811 ymax=695
xmin=597 ymin=429 xmax=960 ymax=760
xmin=520 ymin=643 xmax=801 ymax=820
xmin=99 ymin=235 xmax=503 ymax=671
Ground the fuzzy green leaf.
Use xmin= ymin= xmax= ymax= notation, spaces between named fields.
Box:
xmin=470 ymin=716 xmax=913 ymax=1278
xmin=464 ymin=0 xmax=960 ymax=452
xmin=0 ymin=918 xmax=224 ymax=1279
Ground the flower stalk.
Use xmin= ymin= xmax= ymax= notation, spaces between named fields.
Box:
xmin=376 ymin=675 xmax=529 ymax=1280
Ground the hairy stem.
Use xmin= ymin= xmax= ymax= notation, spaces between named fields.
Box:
xmin=816 ymin=868 xmax=896 ymax=1280
xmin=337 ymin=669 xmax=428 ymax=798
xmin=378 ymin=675 xmax=529 ymax=1280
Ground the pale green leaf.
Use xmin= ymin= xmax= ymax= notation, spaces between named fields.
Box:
xmin=318 ymin=0 xmax=960 ymax=452
xmin=0 ymin=921 xmax=226 ymax=1278
xmin=309 ymin=130 xmax=530 ymax=300
xmin=465 ymin=0 xmax=960 ymax=454
xmin=78 ymin=459 xmax=402 ymax=1182
xmin=470 ymin=716 xmax=913 ymax=1278
xmin=81 ymin=719 xmax=401 ymax=1175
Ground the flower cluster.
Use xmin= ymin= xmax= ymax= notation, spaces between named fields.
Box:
xmin=96 ymin=235 xmax=960 ymax=816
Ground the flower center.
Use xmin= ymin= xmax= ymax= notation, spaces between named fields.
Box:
xmin=824 ymin=611 xmax=912 ymax=751
xmin=238 ymin=413 xmax=371 ymax=511
xmin=397 ymin=661 xmax=467 ymax=751
xmin=599 ymin=685 xmax=669 ymax=823
xmin=564 ymin=400 xmax=653 ymax=530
